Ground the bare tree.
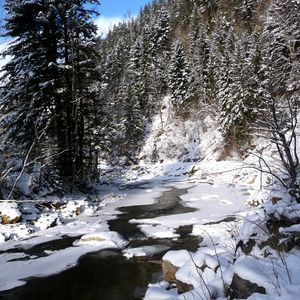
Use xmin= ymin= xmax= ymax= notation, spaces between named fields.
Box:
xmin=252 ymin=0 xmax=300 ymax=201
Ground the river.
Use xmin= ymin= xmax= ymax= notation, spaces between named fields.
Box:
xmin=0 ymin=185 xmax=203 ymax=300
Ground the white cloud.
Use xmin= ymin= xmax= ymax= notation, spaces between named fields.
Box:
xmin=94 ymin=16 xmax=125 ymax=37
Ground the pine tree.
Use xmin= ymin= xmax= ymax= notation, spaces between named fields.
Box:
xmin=0 ymin=0 xmax=100 ymax=191
xmin=241 ymin=0 xmax=258 ymax=25
xmin=168 ymin=40 xmax=191 ymax=109
xmin=219 ymin=34 xmax=261 ymax=144
xmin=1 ymin=0 xmax=62 ymax=191
xmin=189 ymin=15 xmax=210 ymax=105
xmin=129 ymin=37 xmax=150 ymax=116
xmin=55 ymin=0 xmax=100 ymax=181
xmin=150 ymin=7 xmax=170 ymax=55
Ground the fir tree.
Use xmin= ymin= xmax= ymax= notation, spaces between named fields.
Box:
xmin=1 ymin=0 xmax=62 ymax=191
xmin=168 ymin=40 xmax=191 ymax=109
xmin=219 ymin=34 xmax=261 ymax=144
xmin=0 ymin=0 xmax=100 ymax=191
xmin=189 ymin=15 xmax=210 ymax=105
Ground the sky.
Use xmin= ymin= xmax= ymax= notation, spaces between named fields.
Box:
xmin=98 ymin=0 xmax=151 ymax=17
xmin=95 ymin=0 xmax=151 ymax=36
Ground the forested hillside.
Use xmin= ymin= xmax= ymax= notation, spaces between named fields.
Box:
xmin=0 ymin=0 xmax=299 ymax=198
xmin=98 ymin=0 xmax=299 ymax=162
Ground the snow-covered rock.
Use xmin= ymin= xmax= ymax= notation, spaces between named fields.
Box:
xmin=123 ymin=245 xmax=170 ymax=259
xmin=144 ymin=281 xmax=177 ymax=300
xmin=162 ymin=250 xmax=191 ymax=286
xmin=0 ymin=202 xmax=22 ymax=224
xmin=74 ymin=231 xmax=128 ymax=249
xmin=138 ymin=224 xmax=180 ymax=239
xmin=163 ymin=250 xmax=191 ymax=268
xmin=175 ymin=251 xmax=219 ymax=291
xmin=34 ymin=212 xmax=59 ymax=230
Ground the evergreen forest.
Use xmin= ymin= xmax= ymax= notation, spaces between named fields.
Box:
xmin=0 ymin=0 xmax=299 ymax=199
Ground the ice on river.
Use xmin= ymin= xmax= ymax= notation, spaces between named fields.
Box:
xmin=123 ymin=245 xmax=170 ymax=258
xmin=0 ymin=181 xmax=252 ymax=293
xmin=130 ymin=182 xmax=251 ymax=238
xmin=0 ymin=229 xmax=129 ymax=292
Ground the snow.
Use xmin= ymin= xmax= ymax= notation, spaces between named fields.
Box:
xmin=129 ymin=183 xmax=251 ymax=240
xmin=74 ymin=231 xmax=128 ymax=248
xmin=144 ymin=282 xmax=177 ymax=300
xmin=163 ymin=250 xmax=191 ymax=268
xmin=173 ymin=250 xmax=225 ymax=290
xmin=192 ymin=221 xmax=238 ymax=250
xmin=0 ymin=233 xmax=5 ymax=243
xmin=144 ymin=280 xmax=216 ymax=300
xmin=0 ymin=218 xmax=109 ymax=252
xmin=123 ymin=245 xmax=170 ymax=258
xmin=232 ymin=251 xmax=300 ymax=295
xmin=280 ymin=224 xmax=300 ymax=233
xmin=34 ymin=212 xmax=59 ymax=230
xmin=0 ymin=179 xmax=252 ymax=294
xmin=0 ymin=202 xmax=22 ymax=223
xmin=177 ymin=287 xmax=216 ymax=300
xmin=138 ymin=224 xmax=180 ymax=239
xmin=0 ymin=227 xmax=128 ymax=291
xmin=0 ymin=244 xmax=110 ymax=291
xmin=1 ymin=98 xmax=300 ymax=299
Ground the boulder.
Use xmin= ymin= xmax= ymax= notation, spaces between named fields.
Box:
xmin=162 ymin=260 xmax=180 ymax=283
xmin=228 ymin=273 xmax=266 ymax=299
xmin=0 ymin=202 xmax=22 ymax=224
xmin=162 ymin=250 xmax=191 ymax=283
xmin=176 ymin=279 xmax=194 ymax=294
xmin=75 ymin=231 xmax=128 ymax=249
xmin=175 ymin=252 xmax=220 ymax=295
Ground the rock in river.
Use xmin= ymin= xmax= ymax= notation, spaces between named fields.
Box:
xmin=0 ymin=202 xmax=22 ymax=224
xmin=74 ymin=231 xmax=129 ymax=249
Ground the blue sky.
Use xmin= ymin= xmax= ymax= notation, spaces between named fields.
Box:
xmin=99 ymin=0 xmax=151 ymax=17
xmin=94 ymin=0 xmax=152 ymax=36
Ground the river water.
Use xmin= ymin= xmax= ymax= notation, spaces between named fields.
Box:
xmin=0 ymin=185 xmax=202 ymax=300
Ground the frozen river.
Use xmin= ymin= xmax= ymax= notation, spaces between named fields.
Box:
xmin=0 ymin=181 xmax=251 ymax=299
